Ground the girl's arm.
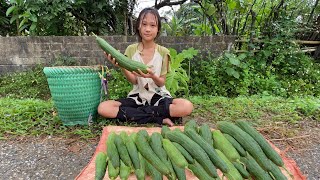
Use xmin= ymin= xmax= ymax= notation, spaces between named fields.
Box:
xmin=121 ymin=68 xmax=138 ymax=84
xmin=133 ymin=68 xmax=166 ymax=87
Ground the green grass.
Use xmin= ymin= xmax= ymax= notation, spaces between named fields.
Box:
xmin=189 ymin=95 xmax=320 ymax=125
xmin=0 ymin=63 xmax=319 ymax=140
xmin=0 ymin=65 xmax=51 ymax=100
xmin=0 ymin=95 xmax=319 ymax=140
xmin=0 ymin=97 xmax=102 ymax=140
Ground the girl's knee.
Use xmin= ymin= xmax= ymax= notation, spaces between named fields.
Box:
xmin=172 ymin=98 xmax=193 ymax=116
xmin=183 ymin=99 xmax=193 ymax=115
xmin=97 ymin=100 xmax=120 ymax=117
xmin=97 ymin=101 xmax=108 ymax=115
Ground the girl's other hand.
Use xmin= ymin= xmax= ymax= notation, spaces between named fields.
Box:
xmin=133 ymin=68 xmax=155 ymax=78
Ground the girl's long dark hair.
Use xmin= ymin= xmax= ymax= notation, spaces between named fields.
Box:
xmin=135 ymin=7 xmax=161 ymax=42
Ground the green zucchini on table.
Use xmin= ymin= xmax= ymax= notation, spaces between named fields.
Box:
xmin=172 ymin=160 xmax=187 ymax=180
xmin=232 ymin=161 xmax=250 ymax=179
xmin=217 ymin=121 xmax=272 ymax=171
xmin=235 ymin=120 xmax=283 ymax=166
xmin=212 ymin=130 xmax=241 ymax=162
xmin=223 ymin=133 xmax=247 ymax=157
xmin=121 ymin=132 xmax=140 ymax=170
xmin=240 ymin=154 xmax=273 ymax=180
xmin=114 ymin=134 xmax=132 ymax=168
xmin=235 ymin=120 xmax=292 ymax=178
xmin=162 ymin=139 xmax=188 ymax=168
xmin=95 ymin=35 xmax=149 ymax=73
xmin=106 ymin=132 xmax=120 ymax=169
xmin=134 ymin=130 xmax=170 ymax=176
xmin=119 ymin=160 xmax=131 ymax=180
xmin=145 ymin=159 xmax=163 ymax=180
xmin=108 ymin=158 xmax=120 ymax=180
xmin=172 ymin=142 xmax=195 ymax=164
xmin=198 ymin=124 xmax=214 ymax=146
xmin=184 ymin=128 xmax=229 ymax=173
xmin=165 ymin=130 xmax=218 ymax=178
xmin=188 ymin=160 xmax=215 ymax=180
xmin=95 ymin=152 xmax=108 ymax=180
xmin=150 ymin=132 xmax=176 ymax=180
xmin=215 ymin=149 xmax=243 ymax=180
xmin=134 ymin=153 xmax=146 ymax=180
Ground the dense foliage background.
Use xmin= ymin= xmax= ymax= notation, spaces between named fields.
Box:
xmin=1 ymin=0 xmax=320 ymax=98
xmin=0 ymin=0 xmax=319 ymax=138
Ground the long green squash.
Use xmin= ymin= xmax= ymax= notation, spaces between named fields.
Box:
xmin=165 ymin=130 xmax=218 ymax=178
xmin=215 ymin=149 xmax=243 ymax=180
xmin=212 ymin=130 xmax=241 ymax=162
xmin=184 ymin=128 xmax=229 ymax=173
xmin=95 ymin=152 xmax=108 ymax=180
xmin=217 ymin=121 xmax=272 ymax=171
xmin=95 ymin=35 xmax=149 ymax=73
xmin=106 ymin=132 xmax=120 ymax=169
xmin=235 ymin=120 xmax=283 ymax=166
xmin=134 ymin=131 xmax=170 ymax=175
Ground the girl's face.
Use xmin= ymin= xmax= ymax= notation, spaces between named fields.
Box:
xmin=139 ymin=13 xmax=159 ymax=42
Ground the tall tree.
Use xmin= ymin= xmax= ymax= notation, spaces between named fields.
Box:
xmin=4 ymin=0 xmax=138 ymax=36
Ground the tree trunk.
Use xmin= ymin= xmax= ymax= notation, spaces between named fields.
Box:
xmin=307 ymin=0 xmax=319 ymax=24
xmin=249 ymin=10 xmax=257 ymax=51
xmin=241 ymin=0 xmax=257 ymax=36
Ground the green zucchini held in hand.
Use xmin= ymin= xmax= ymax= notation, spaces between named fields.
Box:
xmin=95 ymin=35 xmax=149 ymax=73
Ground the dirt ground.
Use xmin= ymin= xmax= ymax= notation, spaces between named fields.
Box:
xmin=0 ymin=120 xmax=319 ymax=180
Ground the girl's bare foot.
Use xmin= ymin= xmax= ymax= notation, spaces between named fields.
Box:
xmin=162 ymin=118 xmax=174 ymax=127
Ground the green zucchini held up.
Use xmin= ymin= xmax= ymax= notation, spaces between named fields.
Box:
xmin=95 ymin=35 xmax=149 ymax=73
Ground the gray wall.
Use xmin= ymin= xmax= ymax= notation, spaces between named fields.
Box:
xmin=0 ymin=35 xmax=236 ymax=75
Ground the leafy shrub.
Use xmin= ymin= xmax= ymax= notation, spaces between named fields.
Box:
xmin=106 ymin=69 xmax=132 ymax=100
xmin=189 ymin=43 xmax=320 ymax=97
xmin=166 ymin=47 xmax=198 ymax=97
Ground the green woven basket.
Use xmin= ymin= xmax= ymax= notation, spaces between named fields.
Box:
xmin=43 ymin=66 xmax=102 ymax=126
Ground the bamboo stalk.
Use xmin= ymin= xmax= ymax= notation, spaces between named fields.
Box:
xmin=294 ymin=40 xmax=320 ymax=45
xmin=301 ymin=48 xmax=316 ymax=52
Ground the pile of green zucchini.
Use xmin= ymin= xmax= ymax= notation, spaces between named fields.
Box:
xmin=95 ymin=120 xmax=292 ymax=180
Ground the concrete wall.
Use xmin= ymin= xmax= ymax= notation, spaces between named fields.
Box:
xmin=0 ymin=35 xmax=236 ymax=75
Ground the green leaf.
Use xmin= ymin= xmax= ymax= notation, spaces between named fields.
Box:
xmin=227 ymin=0 xmax=237 ymax=10
xmin=229 ymin=57 xmax=240 ymax=66
xmin=238 ymin=53 xmax=247 ymax=60
xmin=225 ymin=53 xmax=234 ymax=59
xmin=225 ymin=67 xmax=240 ymax=78
xmin=30 ymin=22 xmax=37 ymax=31
xmin=203 ymin=3 xmax=215 ymax=16
xmin=18 ymin=24 xmax=28 ymax=32
xmin=10 ymin=15 xmax=19 ymax=24
xmin=233 ymin=71 xmax=240 ymax=79
xmin=226 ymin=67 xmax=234 ymax=76
xmin=29 ymin=14 xmax=37 ymax=22
xmin=263 ymin=50 xmax=272 ymax=57
xmin=6 ymin=6 xmax=16 ymax=16
xmin=18 ymin=18 xmax=27 ymax=29
xmin=181 ymin=48 xmax=198 ymax=59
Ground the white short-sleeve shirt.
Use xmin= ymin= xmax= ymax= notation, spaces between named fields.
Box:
xmin=124 ymin=43 xmax=172 ymax=105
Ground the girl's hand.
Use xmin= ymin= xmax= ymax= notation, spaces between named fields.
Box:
xmin=133 ymin=68 xmax=155 ymax=78
xmin=104 ymin=52 xmax=119 ymax=67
